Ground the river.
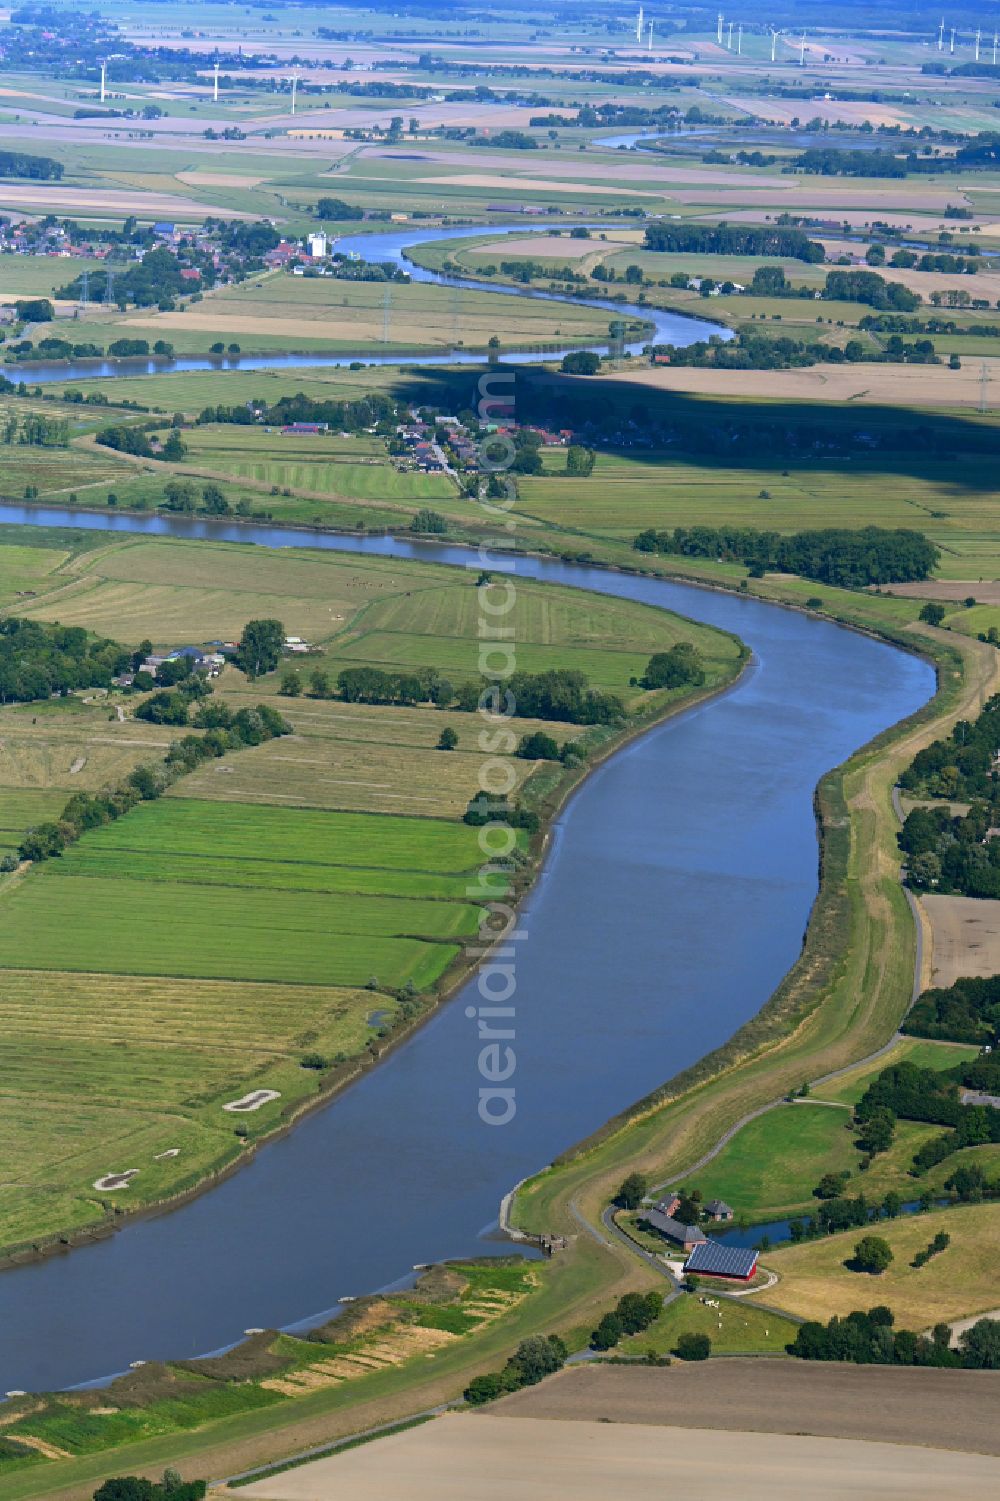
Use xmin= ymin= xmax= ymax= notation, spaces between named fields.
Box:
xmin=0 ymin=221 xmax=730 ymax=389
xmin=0 ymin=505 xmax=934 ymax=1394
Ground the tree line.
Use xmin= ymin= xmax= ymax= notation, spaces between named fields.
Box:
xmin=643 ymin=222 xmax=825 ymax=262
xmin=0 ymin=148 xmax=62 ymax=179
xmin=20 ymin=686 xmax=290 ymax=864
xmin=196 ymin=390 xmax=398 ymax=431
xmin=633 ymin=525 xmax=939 ymax=588
xmin=649 ymin=329 xmax=936 ymax=372
xmin=282 ymin=663 xmax=626 ymax=726
xmin=791 ymin=1305 xmax=1000 ymax=1368
xmin=463 ymin=1334 xmax=567 ymax=1405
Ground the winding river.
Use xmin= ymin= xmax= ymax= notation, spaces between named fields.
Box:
xmin=0 ymin=507 xmax=934 ymax=1395
xmin=0 ymin=222 xmax=730 ymax=388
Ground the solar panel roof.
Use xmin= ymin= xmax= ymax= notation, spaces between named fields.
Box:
xmin=685 ymin=1240 xmax=758 ymax=1278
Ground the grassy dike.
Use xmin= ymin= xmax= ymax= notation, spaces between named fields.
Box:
xmin=509 ymin=558 xmax=1000 ymax=1241
xmin=8 ymin=545 xmax=998 ymax=1501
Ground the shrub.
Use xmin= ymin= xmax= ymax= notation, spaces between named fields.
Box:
xmin=674 ymin=1332 xmax=711 ymax=1361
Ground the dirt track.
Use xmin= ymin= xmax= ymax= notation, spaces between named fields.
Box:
xmin=239 ymin=1408 xmax=1000 ymax=1500
xmin=491 ymin=1360 xmax=1000 ymax=1455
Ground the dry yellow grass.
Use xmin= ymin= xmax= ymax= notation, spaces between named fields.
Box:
xmin=762 ymin=1203 xmax=1000 ymax=1327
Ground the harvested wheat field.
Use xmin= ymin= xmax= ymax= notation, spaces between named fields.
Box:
xmin=471 ymin=232 xmax=638 ymax=260
xmin=0 ymin=185 xmax=241 ymax=217
xmin=492 ymin=1360 xmax=1000 ymax=1454
xmin=607 ymin=360 xmax=992 ymax=407
xmin=416 ymin=174 xmax=661 ymax=197
xmin=238 ymin=1409 xmax=1000 ymax=1500
xmin=920 ymin=892 xmax=1000 ymax=987
xmin=884 ymin=580 xmax=1000 ymax=602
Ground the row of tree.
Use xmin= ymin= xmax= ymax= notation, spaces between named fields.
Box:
xmin=20 ymin=697 xmax=290 ymax=863
xmin=591 ymin=1291 xmax=662 ymax=1351
xmin=648 ymin=329 xmax=937 ymax=372
xmin=633 ymin=525 xmax=939 ymax=589
xmin=0 ymin=148 xmax=62 ymax=178
xmin=792 ymin=1304 xmax=1000 ymax=1368
xmin=463 ymin=1334 xmax=567 ymax=1405
xmin=643 ymin=222 xmax=825 ymax=263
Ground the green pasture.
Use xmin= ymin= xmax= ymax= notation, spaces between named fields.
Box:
xmin=0 ymin=867 xmax=472 ymax=987
xmin=0 ymin=256 xmax=104 ymax=298
xmin=70 ymin=797 xmax=485 ymax=872
xmin=622 ymin=1293 xmax=798 ymax=1357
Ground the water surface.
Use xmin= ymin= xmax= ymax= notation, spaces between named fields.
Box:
xmin=0 ymin=509 xmax=934 ymax=1392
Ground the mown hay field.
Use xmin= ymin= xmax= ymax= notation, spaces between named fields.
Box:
xmin=180 ymin=426 xmax=455 ymax=504
xmin=113 ymin=271 xmax=610 ymax=353
xmin=0 ymin=968 xmax=390 ymax=1248
xmin=0 ymin=867 xmax=474 ymax=986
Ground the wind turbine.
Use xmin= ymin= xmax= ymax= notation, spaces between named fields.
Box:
xmin=99 ymin=58 xmax=107 ymax=104
xmin=636 ymin=5 xmax=643 ymax=43
xmin=647 ymin=18 xmax=653 ymax=50
xmin=950 ymin=26 xmax=956 ymax=52
xmin=938 ymin=16 xmax=945 ymax=50
xmin=717 ymin=11 xmax=724 ymax=44
xmin=976 ymin=27 xmax=982 ymax=61
xmin=799 ymin=32 xmax=807 ymax=65
xmin=212 ymin=59 xmax=220 ymax=103
xmin=737 ymin=23 xmax=743 ymax=54
xmin=993 ymin=29 xmax=998 ymax=63
xmin=768 ymin=26 xmax=779 ymax=63
xmin=289 ymin=69 xmax=299 ymax=115
xmin=727 ymin=18 xmax=733 ymax=48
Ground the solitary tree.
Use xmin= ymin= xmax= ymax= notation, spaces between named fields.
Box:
xmin=853 ymin=1234 xmax=894 ymax=1274
xmin=437 ymin=726 xmax=458 ymax=751
xmin=234 ymin=618 xmax=285 ymax=679
xmin=615 ymin=1171 xmax=647 ymax=1210
xmin=919 ymin=601 xmax=946 ymax=627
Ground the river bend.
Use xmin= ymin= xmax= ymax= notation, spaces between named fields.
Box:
xmin=0 ymin=509 xmax=934 ymax=1393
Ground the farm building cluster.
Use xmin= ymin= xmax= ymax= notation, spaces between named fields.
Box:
xmin=643 ymin=1194 xmax=759 ymax=1282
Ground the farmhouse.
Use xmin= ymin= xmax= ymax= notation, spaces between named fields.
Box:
xmin=705 ymin=1198 xmax=734 ymax=1222
xmin=685 ymin=1240 xmax=759 ymax=1282
xmin=644 ymin=1209 xmax=707 ymax=1250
